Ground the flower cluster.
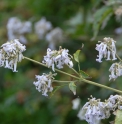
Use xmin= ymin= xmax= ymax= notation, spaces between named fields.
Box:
xmin=46 ymin=27 xmax=63 ymax=49
xmin=34 ymin=17 xmax=52 ymax=40
xmin=33 ymin=72 xmax=56 ymax=96
xmin=7 ymin=17 xmax=32 ymax=44
xmin=96 ymin=37 xmax=117 ymax=63
xmin=34 ymin=18 xmax=63 ymax=49
xmin=109 ymin=63 xmax=122 ymax=81
xmin=42 ymin=47 xmax=73 ymax=71
xmin=0 ymin=39 xmax=26 ymax=72
xmin=76 ymin=95 xmax=122 ymax=124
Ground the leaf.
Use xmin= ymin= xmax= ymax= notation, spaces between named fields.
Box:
xmin=73 ymin=50 xmax=81 ymax=63
xmin=79 ymin=70 xmax=91 ymax=79
xmin=92 ymin=6 xmax=113 ymax=40
xmin=115 ymin=110 xmax=122 ymax=124
xmin=69 ymin=82 xmax=76 ymax=95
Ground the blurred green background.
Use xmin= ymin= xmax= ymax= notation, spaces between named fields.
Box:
xmin=0 ymin=0 xmax=122 ymax=124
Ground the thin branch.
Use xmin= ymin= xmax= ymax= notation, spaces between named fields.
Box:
xmin=53 ymin=80 xmax=78 ymax=83
xmin=24 ymin=56 xmax=122 ymax=94
xmin=24 ymin=56 xmax=80 ymax=80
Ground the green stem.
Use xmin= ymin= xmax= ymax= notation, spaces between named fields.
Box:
xmin=70 ymin=67 xmax=79 ymax=76
xmin=24 ymin=56 xmax=122 ymax=94
xmin=24 ymin=56 xmax=79 ymax=80
xmin=115 ymin=53 xmax=122 ymax=62
xmin=53 ymin=80 xmax=78 ymax=83
xmin=82 ymin=79 xmax=122 ymax=94
xmin=78 ymin=63 xmax=80 ymax=72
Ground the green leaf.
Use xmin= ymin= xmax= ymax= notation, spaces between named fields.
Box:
xmin=92 ymin=6 xmax=113 ymax=40
xmin=115 ymin=110 xmax=122 ymax=124
xmin=79 ymin=70 xmax=91 ymax=79
xmin=73 ymin=50 xmax=81 ymax=63
xmin=69 ymin=82 xmax=76 ymax=95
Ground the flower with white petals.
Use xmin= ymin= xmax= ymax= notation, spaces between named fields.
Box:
xmin=105 ymin=95 xmax=122 ymax=111
xmin=42 ymin=47 xmax=73 ymax=71
xmin=96 ymin=37 xmax=117 ymax=63
xmin=105 ymin=95 xmax=118 ymax=111
xmin=72 ymin=98 xmax=80 ymax=110
xmin=76 ymin=95 xmax=122 ymax=124
xmin=109 ymin=63 xmax=122 ymax=81
xmin=7 ymin=17 xmax=32 ymax=44
xmin=0 ymin=39 xmax=26 ymax=72
xmin=33 ymin=72 xmax=56 ymax=96
xmin=77 ymin=96 xmax=109 ymax=124
xmin=46 ymin=27 xmax=63 ymax=49
xmin=34 ymin=17 xmax=52 ymax=40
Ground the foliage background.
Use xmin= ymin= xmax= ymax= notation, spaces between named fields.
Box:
xmin=0 ymin=0 xmax=122 ymax=124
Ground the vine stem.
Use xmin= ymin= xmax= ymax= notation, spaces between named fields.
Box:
xmin=70 ymin=67 xmax=79 ymax=76
xmin=24 ymin=56 xmax=79 ymax=80
xmin=24 ymin=56 xmax=122 ymax=94
xmin=115 ymin=53 xmax=122 ymax=62
xmin=82 ymin=79 xmax=122 ymax=94
xmin=53 ymin=80 xmax=78 ymax=83
xmin=53 ymin=80 xmax=72 ymax=83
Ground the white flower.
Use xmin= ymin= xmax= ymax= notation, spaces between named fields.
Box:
xmin=77 ymin=95 xmax=122 ymax=124
xmin=19 ymin=21 xmax=32 ymax=34
xmin=46 ymin=27 xmax=63 ymax=49
xmin=0 ymin=39 xmax=26 ymax=72
xmin=96 ymin=37 xmax=117 ymax=63
xmin=34 ymin=17 xmax=52 ymax=39
xmin=105 ymin=95 xmax=122 ymax=111
xmin=42 ymin=47 xmax=73 ymax=71
xmin=77 ymin=96 xmax=109 ymax=124
xmin=33 ymin=72 xmax=56 ymax=96
xmin=7 ymin=17 xmax=32 ymax=44
xmin=72 ymin=98 xmax=80 ymax=110
xmin=105 ymin=95 xmax=119 ymax=111
xmin=109 ymin=63 xmax=122 ymax=81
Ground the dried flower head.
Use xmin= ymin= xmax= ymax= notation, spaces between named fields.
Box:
xmin=0 ymin=39 xmax=26 ymax=72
